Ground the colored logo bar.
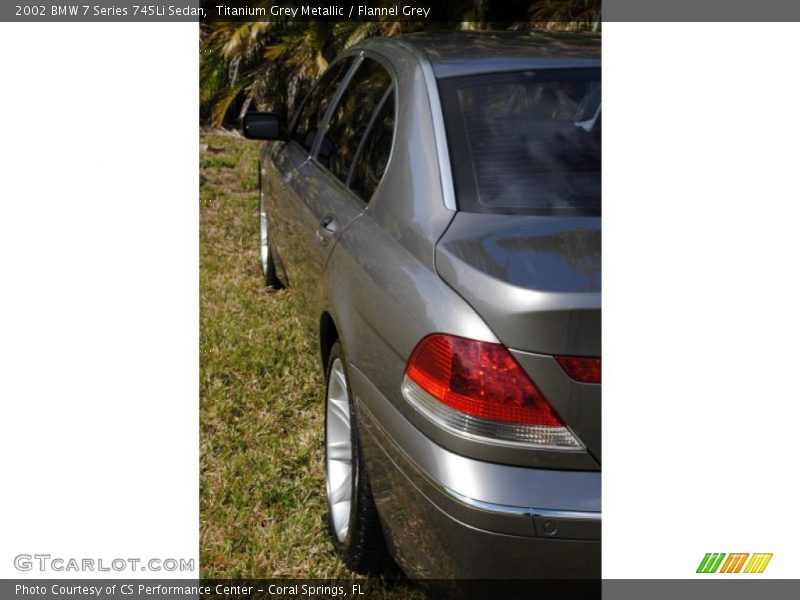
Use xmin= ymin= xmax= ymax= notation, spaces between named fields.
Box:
xmin=697 ymin=553 xmax=772 ymax=573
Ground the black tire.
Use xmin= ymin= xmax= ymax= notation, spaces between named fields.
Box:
xmin=324 ymin=341 xmax=388 ymax=573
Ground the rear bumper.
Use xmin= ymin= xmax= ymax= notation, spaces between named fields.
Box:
xmin=350 ymin=364 xmax=600 ymax=579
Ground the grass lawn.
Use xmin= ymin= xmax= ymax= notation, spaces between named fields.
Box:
xmin=199 ymin=132 xmax=417 ymax=594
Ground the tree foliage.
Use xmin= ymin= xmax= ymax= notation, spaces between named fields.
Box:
xmin=199 ymin=1 xmax=600 ymax=126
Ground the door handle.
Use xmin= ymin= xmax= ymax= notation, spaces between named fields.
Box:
xmin=320 ymin=216 xmax=337 ymax=233
xmin=315 ymin=216 xmax=338 ymax=246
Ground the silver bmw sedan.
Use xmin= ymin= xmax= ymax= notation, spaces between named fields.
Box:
xmin=243 ymin=31 xmax=601 ymax=579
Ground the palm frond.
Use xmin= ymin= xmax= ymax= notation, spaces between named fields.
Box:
xmin=199 ymin=1 xmax=598 ymax=126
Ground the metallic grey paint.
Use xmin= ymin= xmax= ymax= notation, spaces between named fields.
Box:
xmin=250 ymin=32 xmax=601 ymax=578
xmin=436 ymin=214 xmax=601 ymax=358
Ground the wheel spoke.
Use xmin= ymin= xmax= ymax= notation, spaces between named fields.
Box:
xmin=329 ymin=469 xmax=352 ymax=505
xmin=327 ymin=396 xmax=350 ymax=429
xmin=336 ymin=506 xmax=351 ymax=541
xmin=331 ymin=500 xmax=351 ymax=540
xmin=334 ymin=367 xmax=348 ymax=395
xmin=327 ymin=438 xmax=351 ymax=461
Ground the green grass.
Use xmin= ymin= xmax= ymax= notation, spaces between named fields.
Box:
xmin=199 ymin=133 xmax=417 ymax=595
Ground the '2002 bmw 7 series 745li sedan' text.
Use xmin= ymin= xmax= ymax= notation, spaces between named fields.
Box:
xmin=242 ymin=31 xmax=600 ymax=578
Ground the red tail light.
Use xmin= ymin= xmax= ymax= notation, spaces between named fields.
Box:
xmin=402 ymin=334 xmax=583 ymax=448
xmin=556 ymin=356 xmax=601 ymax=384
xmin=406 ymin=334 xmax=561 ymax=425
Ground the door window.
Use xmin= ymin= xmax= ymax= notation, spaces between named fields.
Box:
xmin=348 ymin=93 xmax=395 ymax=203
xmin=291 ymin=58 xmax=353 ymax=153
xmin=317 ymin=58 xmax=392 ymax=185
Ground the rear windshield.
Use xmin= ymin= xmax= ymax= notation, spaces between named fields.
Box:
xmin=439 ymin=69 xmax=600 ymax=216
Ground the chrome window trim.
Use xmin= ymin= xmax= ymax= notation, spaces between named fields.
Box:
xmin=394 ymin=39 xmax=457 ymax=211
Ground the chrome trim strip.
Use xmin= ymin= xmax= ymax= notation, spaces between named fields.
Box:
xmin=394 ymin=40 xmax=457 ymax=211
xmin=448 ymin=488 xmax=601 ymax=521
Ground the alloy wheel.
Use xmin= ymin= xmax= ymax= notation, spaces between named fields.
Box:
xmin=325 ymin=358 xmax=353 ymax=542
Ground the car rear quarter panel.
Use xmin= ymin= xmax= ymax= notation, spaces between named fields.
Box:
xmin=327 ymin=43 xmax=598 ymax=471
xmin=324 ymin=43 xmax=498 ymax=407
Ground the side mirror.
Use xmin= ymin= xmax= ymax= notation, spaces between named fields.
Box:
xmin=242 ymin=112 xmax=282 ymax=140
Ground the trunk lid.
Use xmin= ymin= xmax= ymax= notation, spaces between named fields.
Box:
xmin=435 ymin=213 xmax=600 ymax=356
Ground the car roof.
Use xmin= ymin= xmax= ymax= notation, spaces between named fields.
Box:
xmin=363 ymin=31 xmax=600 ymax=78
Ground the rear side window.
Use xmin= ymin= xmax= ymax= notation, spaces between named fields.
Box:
xmin=317 ymin=58 xmax=392 ymax=184
xmin=440 ymin=69 xmax=600 ymax=215
xmin=348 ymin=93 xmax=395 ymax=203
xmin=291 ymin=58 xmax=353 ymax=152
